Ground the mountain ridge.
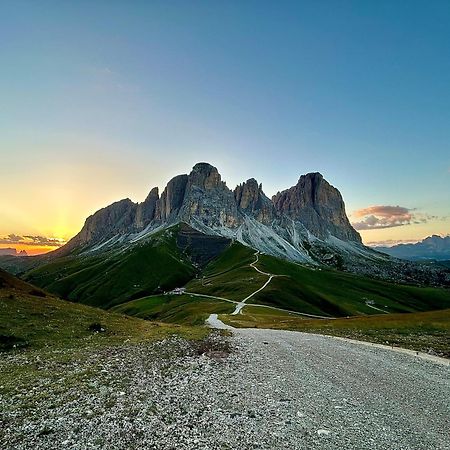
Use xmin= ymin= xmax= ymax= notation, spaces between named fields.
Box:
xmin=376 ymin=235 xmax=450 ymax=261
xmin=61 ymin=162 xmax=362 ymax=263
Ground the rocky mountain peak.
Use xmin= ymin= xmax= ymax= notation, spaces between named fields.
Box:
xmin=188 ymin=162 xmax=223 ymax=190
xmin=145 ymin=186 xmax=159 ymax=202
xmin=136 ymin=187 xmax=159 ymax=228
xmin=273 ymin=173 xmax=361 ymax=242
xmin=234 ymin=178 xmax=274 ymax=224
xmin=234 ymin=178 xmax=259 ymax=208
xmin=179 ymin=163 xmax=238 ymax=228
xmin=73 ymin=198 xmax=138 ymax=249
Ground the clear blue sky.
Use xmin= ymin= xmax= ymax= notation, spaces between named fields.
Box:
xmin=1 ymin=0 xmax=449 ymax=249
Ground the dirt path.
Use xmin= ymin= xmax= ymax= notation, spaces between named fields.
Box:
xmin=4 ymin=329 xmax=448 ymax=449
xmin=195 ymin=250 xmax=333 ymax=319
xmin=231 ymin=252 xmax=274 ymax=315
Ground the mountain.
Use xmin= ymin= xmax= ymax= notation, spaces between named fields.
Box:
xmin=0 ymin=248 xmax=28 ymax=257
xmin=376 ymin=235 xmax=450 ymax=261
xmin=60 ymin=162 xmax=365 ymax=264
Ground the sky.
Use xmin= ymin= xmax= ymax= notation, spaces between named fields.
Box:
xmin=1 ymin=0 xmax=449 ymax=255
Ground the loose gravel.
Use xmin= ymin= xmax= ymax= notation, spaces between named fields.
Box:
xmin=1 ymin=328 xmax=449 ymax=449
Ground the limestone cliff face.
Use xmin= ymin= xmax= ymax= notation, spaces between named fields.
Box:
xmin=234 ymin=178 xmax=275 ymax=224
xmin=135 ymin=187 xmax=159 ymax=228
xmin=68 ymin=198 xmax=138 ymax=250
xmin=178 ymin=163 xmax=240 ymax=228
xmin=272 ymin=173 xmax=361 ymax=242
xmin=155 ymin=175 xmax=188 ymax=222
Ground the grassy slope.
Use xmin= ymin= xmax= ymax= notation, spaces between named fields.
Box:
xmin=112 ymin=294 xmax=235 ymax=326
xmin=186 ymin=243 xmax=267 ymax=301
xmin=186 ymin=242 xmax=450 ymax=318
xmin=222 ymin=306 xmax=450 ymax=357
xmin=24 ymin=227 xmax=196 ymax=309
xmin=0 ymin=286 xmax=207 ymax=353
xmin=0 ymin=271 xmax=213 ymax=404
xmin=252 ymin=254 xmax=450 ymax=315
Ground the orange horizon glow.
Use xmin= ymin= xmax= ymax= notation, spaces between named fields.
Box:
xmin=0 ymin=244 xmax=63 ymax=256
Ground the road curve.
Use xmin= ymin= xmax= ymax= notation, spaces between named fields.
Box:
xmin=206 ymin=321 xmax=450 ymax=449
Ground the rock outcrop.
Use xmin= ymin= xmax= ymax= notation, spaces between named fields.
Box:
xmin=68 ymin=199 xmax=138 ymax=250
xmin=135 ymin=187 xmax=159 ymax=228
xmin=272 ymin=173 xmax=361 ymax=243
xmin=179 ymin=163 xmax=239 ymax=228
xmin=234 ymin=178 xmax=275 ymax=224
xmin=156 ymin=175 xmax=189 ymax=222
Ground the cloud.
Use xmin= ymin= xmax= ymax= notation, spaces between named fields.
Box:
xmin=0 ymin=234 xmax=66 ymax=247
xmin=365 ymin=239 xmax=421 ymax=247
xmin=23 ymin=235 xmax=66 ymax=246
xmin=351 ymin=205 xmax=440 ymax=230
xmin=352 ymin=205 xmax=411 ymax=219
xmin=0 ymin=233 xmax=24 ymax=243
xmin=352 ymin=205 xmax=414 ymax=230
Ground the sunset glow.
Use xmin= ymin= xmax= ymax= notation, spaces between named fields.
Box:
xmin=0 ymin=2 xmax=449 ymax=253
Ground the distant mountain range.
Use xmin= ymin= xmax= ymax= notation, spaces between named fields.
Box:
xmin=376 ymin=235 xmax=450 ymax=261
xmin=0 ymin=248 xmax=27 ymax=257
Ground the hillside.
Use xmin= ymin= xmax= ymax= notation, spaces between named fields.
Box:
xmin=24 ymin=226 xmax=199 ymax=308
xmin=185 ymin=242 xmax=450 ymax=318
xmin=0 ymin=269 xmax=207 ymax=352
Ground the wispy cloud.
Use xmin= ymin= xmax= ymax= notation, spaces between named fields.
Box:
xmin=365 ymin=239 xmax=421 ymax=247
xmin=0 ymin=233 xmax=24 ymax=243
xmin=351 ymin=205 xmax=438 ymax=230
xmin=0 ymin=234 xmax=66 ymax=247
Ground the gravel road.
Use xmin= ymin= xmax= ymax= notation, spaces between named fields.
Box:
xmin=1 ymin=328 xmax=449 ymax=449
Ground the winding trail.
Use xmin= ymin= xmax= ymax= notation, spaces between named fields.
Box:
xmin=192 ymin=250 xmax=333 ymax=319
xmin=365 ymin=302 xmax=388 ymax=313
xmin=231 ymin=252 xmax=274 ymax=315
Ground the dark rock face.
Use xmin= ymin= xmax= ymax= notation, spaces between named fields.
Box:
xmin=272 ymin=173 xmax=361 ymax=242
xmin=186 ymin=162 xmax=223 ymax=190
xmin=73 ymin=199 xmax=138 ymax=248
xmin=234 ymin=178 xmax=275 ymax=224
xmin=176 ymin=223 xmax=231 ymax=267
xmin=135 ymin=187 xmax=159 ymax=228
xmin=156 ymin=175 xmax=188 ymax=222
